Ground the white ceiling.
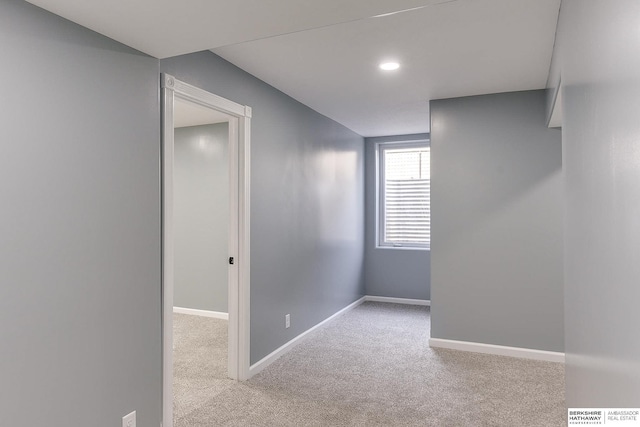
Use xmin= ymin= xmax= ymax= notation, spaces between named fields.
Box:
xmin=214 ymin=0 xmax=561 ymax=136
xmin=26 ymin=0 xmax=561 ymax=137
xmin=25 ymin=0 xmax=437 ymax=58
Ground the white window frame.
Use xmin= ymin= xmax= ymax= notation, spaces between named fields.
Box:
xmin=376 ymin=139 xmax=430 ymax=250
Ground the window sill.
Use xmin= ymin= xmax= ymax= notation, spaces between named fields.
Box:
xmin=376 ymin=245 xmax=430 ymax=252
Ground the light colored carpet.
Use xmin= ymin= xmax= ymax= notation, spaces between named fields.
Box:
xmin=173 ymin=313 xmax=234 ymax=424
xmin=174 ymin=302 xmax=565 ymax=426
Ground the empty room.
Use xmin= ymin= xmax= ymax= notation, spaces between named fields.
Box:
xmin=1 ymin=0 xmax=639 ymax=427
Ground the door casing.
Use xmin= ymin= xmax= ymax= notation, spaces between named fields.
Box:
xmin=161 ymin=73 xmax=251 ymax=427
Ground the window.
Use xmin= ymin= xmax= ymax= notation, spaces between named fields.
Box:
xmin=377 ymin=140 xmax=430 ymax=249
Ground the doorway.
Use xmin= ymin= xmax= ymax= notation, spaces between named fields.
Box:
xmin=161 ymin=74 xmax=251 ymax=427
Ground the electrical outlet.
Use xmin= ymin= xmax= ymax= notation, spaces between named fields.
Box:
xmin=285 ymin=314 xmax=290 ymax=329
xmin=123 ymin=411 xmax=136 ymax=427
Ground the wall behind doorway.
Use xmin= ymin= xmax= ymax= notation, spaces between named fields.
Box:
xmin=174 ymin=123 xmax=229 ymax=313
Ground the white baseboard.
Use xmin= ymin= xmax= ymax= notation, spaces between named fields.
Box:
xmin=364 ymin=295 xmax=431 ymax=306
xmin=249 ymin=297 xmax=366 ymax=377
xmin=429 ymin=338 xmax=565 ymax=363
xmin=173 ymin=306 xmax=228 ymax=320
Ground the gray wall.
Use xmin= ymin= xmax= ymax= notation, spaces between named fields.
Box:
xmin=174 ymin=123 xmax=229 ymax=313
xmin=430 ymin=90 xmax=564 ymax=352
xmin=0 ymin=0 xmax=161 ymax=426
xmin=364 ymin=134 xmax=430 ymax=300
xmin=550 ymin=0 xmax=640 ymax=406
xmin=161 ymin=52 xmax=365 ymax=364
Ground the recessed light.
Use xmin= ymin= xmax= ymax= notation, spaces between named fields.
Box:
xmin=379 ymin=62 xmax=400 ymax=71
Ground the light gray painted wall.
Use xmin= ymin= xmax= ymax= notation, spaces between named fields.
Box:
xmin=174 ymin=123 xmax=229 ymax=313
xmin=161 ymin=52 xmax=365 ymax=364
xmin=0 ymin=1 xmax=161 ymax=426
xmin=551 ymin=0 xmax=640 ymax=406
xmin=364 ymin=134 xmax=430 ymax=300
xmin=430 ymin=90 xmax=564 ymax=352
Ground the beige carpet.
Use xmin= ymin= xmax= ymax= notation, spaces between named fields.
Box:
xmin=174 ymin=302 xmax=565 ymax=426
xmin=173 ymin=313 xmax=233 ymax=424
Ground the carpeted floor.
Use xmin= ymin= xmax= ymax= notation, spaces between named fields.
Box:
xmin=173 ymin=302 xmax=565 ymax=426
xmin=173 ymin=313 xmax=232 ymax=423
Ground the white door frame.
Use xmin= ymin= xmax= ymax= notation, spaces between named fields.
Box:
xmin=161 ymin=73 xmax=251 ymax=427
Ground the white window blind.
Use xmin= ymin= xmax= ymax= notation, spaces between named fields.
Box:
xmin=378 ymin=142 xmax=430 ymax=249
